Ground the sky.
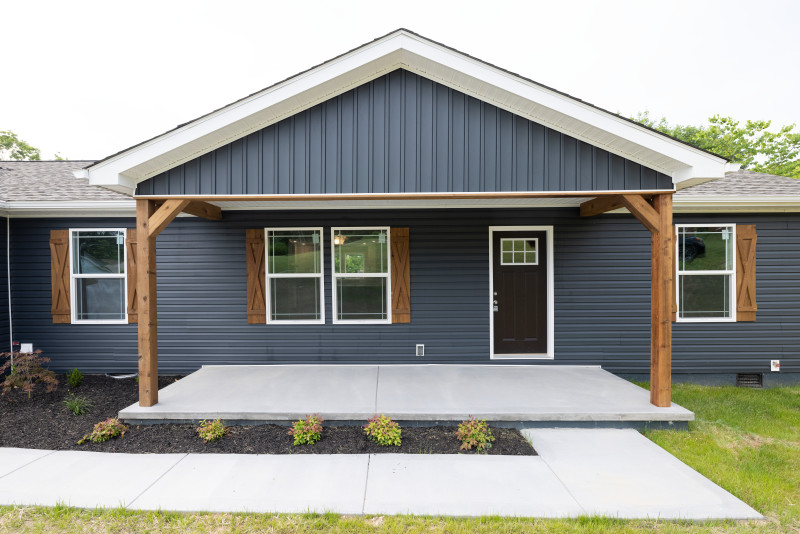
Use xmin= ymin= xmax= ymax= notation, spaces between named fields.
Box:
xmin=2 ymin=0 xmax=798 ymax=161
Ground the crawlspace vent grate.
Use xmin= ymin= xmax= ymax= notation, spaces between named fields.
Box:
xmin=736 ymin=373 xmax=763 ymax=388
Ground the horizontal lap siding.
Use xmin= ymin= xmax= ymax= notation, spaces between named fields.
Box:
xmin=0 ymin=218 xmax=8 ymax=352
xmin=137 ymin=70 xmax=673 ymax=196
xmin=9 ymin=212 xmax=798 ymax=375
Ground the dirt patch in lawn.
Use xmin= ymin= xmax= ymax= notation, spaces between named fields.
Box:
xmin=0 ymin=375 xmax=535 ymax=456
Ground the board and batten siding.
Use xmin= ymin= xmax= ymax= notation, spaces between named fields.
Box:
xmin=137 ymin=70 xmax=673 ymax=196
xmin=9 ymin=211 xmax=799 ymax=375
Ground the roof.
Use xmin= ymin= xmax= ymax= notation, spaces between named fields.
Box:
xmin=2 ymin=162 xmax=797 ymax=215
xmin=81 ymin=29 xmax=733 ymax=195
xmin=0 ymin=160 xmax=125 ymax=201
xmin=676 ymin=169 xmax=800 ymax=196
xmin=0 ymin=160 xmax=134 ymax=217
xmin=87 ymin=28 xmax=726 ymax=171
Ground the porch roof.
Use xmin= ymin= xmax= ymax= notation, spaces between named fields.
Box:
xmin=80 ymin=29 xmax=732 ymax=195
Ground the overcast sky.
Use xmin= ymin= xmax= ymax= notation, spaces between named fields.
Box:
xmin=2 ymin=0 xmax=798 ymax=161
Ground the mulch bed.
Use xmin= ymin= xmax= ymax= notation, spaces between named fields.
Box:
xmin=0 ymin=375 xmax=536 ymax=455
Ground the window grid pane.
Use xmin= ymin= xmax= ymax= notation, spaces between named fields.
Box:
xmin=333 ymin=228 xmax=390 ymax=322
xmin=500 ymin=238 xmax=538 ymax=265
xmin=676 ymin=225 xmax=735 ymax=320
xmin=266 ymin=229 xmax=323 ymax=323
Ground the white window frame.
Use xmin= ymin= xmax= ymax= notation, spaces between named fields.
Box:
xmin=675 ymin=223 xmax=737 ymax=323
xmin=265 ymin=227 xmax=325 ymax=325
xmin=331 ymin=226 xmax=392 ymax=325
xmin=69 ymin=228 xmax=128 ymax=325
xmin=489 ymin=226 xmax=554 ymax=360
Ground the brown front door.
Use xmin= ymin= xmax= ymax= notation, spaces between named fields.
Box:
xmin=492 ymin=231 xmax=548 ymax=355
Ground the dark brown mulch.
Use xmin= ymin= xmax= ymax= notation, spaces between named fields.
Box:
xmin=0 ymin=375 xmax=536 ymax=455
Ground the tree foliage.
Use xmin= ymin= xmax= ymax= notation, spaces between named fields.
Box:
xmin=633 ymin=112 xmax=800 ymax=179
xmin=0 ymin=130 xmax=41 ymax=160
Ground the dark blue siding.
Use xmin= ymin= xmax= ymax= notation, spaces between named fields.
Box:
xmin=0 ymin=217 xmax=8 ymax=352
xmin=8 ymin=212 xmax=799 ymax=376
xmin=138 ymin=70 xmax=673 ymax=196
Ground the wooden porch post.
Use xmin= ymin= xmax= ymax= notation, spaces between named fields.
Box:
xmin=137 ymin=199 xmax=158 ymax=407
xmin=650 ymin=194 xmax=673 ymax=407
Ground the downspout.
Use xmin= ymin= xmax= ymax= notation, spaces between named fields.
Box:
xmin=7 ymin=216 xmax=12 ymax=367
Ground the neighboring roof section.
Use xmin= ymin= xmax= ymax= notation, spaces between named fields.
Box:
xmin=83 ymin=29 xmax=734 ymax=196
xmin=0 ymin=161 xmax=134 ymax=217
xmin=674 ymin=169 xmax=800 ymax=212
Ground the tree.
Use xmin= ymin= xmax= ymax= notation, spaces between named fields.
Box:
xmin=0 ymin=130 xmax=41 ymax=160
xmin=632 ymin=112 xmax=800 ymax=179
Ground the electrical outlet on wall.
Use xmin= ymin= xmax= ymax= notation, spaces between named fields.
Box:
xmin=20 ymin=343 xmax=33 ymax=353
xmin=416 ymin=344 xmax=424 ymax=357
xmin=771 ymin=360 xmax=781 ymax=372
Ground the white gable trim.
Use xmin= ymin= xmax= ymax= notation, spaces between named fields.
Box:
xmin=85 ymin=30 xmax=731 ymax=195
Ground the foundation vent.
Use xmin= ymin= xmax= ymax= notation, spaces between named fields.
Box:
xmin=736 ymin=373 xmax=763 ymax=388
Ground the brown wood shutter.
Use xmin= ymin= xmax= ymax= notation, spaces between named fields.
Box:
xmin=246 ymin=229 xmax=267 ymax=324
xmin=49 ymin=230 xmax=71 ymax=324
xmin=736 ymin=225 xmax=757 ymax=321
xmin=671 ymin=226 xmax=677 ymax=322
xmin=391 ymin=227 xmax=411 ymax=323
xmin=126 ymin=229 xmax=138 ymax=323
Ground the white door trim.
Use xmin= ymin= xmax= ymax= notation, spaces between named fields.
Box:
xmin=489 ymin=226 xmax=554 ymax=360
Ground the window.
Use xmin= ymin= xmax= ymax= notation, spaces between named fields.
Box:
xmin=676 ymin=225 xmax=736 ymax=321
xmin=500 ymin=238 xmax=538 ymax=265
xmin=332 ymin=228 xmax=391 ymax=323
xmin=266 ymin=228 xmax=324 ymax=324
xmin=70 ymin=229 xmax=127 ymax=323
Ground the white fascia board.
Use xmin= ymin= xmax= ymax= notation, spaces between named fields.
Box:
xmin=86 ymin=30 xmax=728 ymax=194
xmin=673 ymin=195 xmax=800 ymax=213
xmin=4 ymin=201 xmax=136 ymax=218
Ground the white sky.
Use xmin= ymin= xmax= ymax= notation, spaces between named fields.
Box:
xmin=2 ymin=0 xmax=798 ymax=160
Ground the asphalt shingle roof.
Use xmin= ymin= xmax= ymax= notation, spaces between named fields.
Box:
xmin=676 ymin=169 xmax=800 ymax=196
xmin=0 ymin=160 xmax=129 ymax=202
xmin=0 ymin=161 xmax=796 ymax=203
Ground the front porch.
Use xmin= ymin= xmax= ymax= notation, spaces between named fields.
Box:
xmin=119 ymin=364 xmax=693 ymax=428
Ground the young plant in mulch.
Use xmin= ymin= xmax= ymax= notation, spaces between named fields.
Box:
xmin=288 ymin=415 xmax=324 ymax=446
xmin=364 ymin=414 xmax=402 ymax=446
xmin=0 ymin=350 xmax=59 ymax=399
xmin=63 ymin=391 xmax=93 ymax=415
xmin=66 ymin=368 xmax=83 ymax=388
xmin=196 ymin=419 xmax=229 ymax=443
xmin=78 ymin=418 xmax=128 ymax=445
xmin=456 ymin=416 xmax=496 ymax=453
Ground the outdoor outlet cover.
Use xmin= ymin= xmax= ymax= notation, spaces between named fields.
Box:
xmin=416 ymin=344 xmax=424 ymax=357
xmin=771 ymin=360 xmax=780 ymax=372
xmin=20 ymin=343 xmax=33 ymax=353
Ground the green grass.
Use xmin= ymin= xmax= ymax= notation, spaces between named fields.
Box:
xmin=2 ymin=384 xmax=798 ymax=532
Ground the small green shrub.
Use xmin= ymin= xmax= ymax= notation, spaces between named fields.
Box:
xmin=364 ymin=414 xmax=402 ymax=446
xmin=196 ymin=419 xmax=228 ymax=443
xmin=66 ymin=368 xmax=83 ymax=388
xmin=0 ymin=350 xmax=58 ymax=398
xmin=288 ymin=415 xmax=324 ymax=445
xmin=78 ymin=417 xmax=127 ymax=444
xmin=456 ymin=416 xmax=495 ymax=452
xmin=63 ymin=391 xmax=92 ymax=415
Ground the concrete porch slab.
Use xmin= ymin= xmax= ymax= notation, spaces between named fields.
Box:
xmin=119 ymin=364 xmax=693 ymax=425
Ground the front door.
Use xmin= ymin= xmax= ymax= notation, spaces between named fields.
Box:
xmin=492 ymin=230 xmax=548 ymax=356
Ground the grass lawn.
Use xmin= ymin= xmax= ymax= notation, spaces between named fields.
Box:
xmin=1 ymin=383 xmax=798 ymax=533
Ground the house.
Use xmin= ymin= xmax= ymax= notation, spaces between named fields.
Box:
xmin=0 ymin=30 xmax=797 ymax=410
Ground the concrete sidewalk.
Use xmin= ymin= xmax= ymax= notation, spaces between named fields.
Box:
xmin=0 ymin=429 xmax=761 ymax=520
